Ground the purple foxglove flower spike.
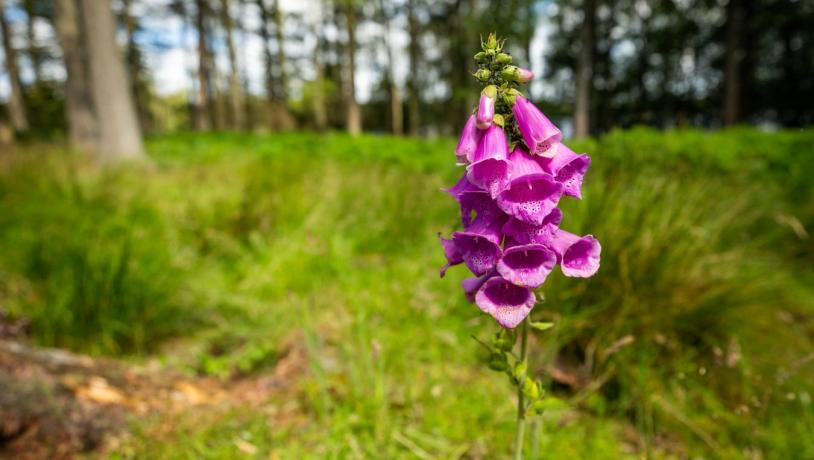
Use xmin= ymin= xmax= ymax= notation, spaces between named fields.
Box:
xmin=475 ymin=276 xmax=536 ymax=328
xmin=467 ymin=124 xmax=510 ymax=197
xmin=512 ymin=96 xmax=562 ymax=158
xmin=537 ymin=143 xmax=591 ymax=199
xmin=455 ymin=115 xmax=481 ymax=163
xmin=497 ymin=241 xmax=557 ymax=288
xmin=476 ymin=85 xmax=497 ymax=130
xmin=502 ymin=208 xmax=563 ymax=245
xmin=549 ymin=230 xmax=601 ymax=278
xmin=496 ymin=148 xmax=563 ymax=225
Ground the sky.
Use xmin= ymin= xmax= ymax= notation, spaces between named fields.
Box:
xmin=0 ymin=0 xmax=554 ymax=105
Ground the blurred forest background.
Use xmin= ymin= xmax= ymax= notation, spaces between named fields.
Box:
xmin=1 ymin=0 xmax=813 ymax=459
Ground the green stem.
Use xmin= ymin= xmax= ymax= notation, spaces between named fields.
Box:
xmin=514 ymin=316 xmax=529 ymax=460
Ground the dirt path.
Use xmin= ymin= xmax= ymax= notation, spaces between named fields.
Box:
xmin=0 ymin=338 xmax=308 ymax=459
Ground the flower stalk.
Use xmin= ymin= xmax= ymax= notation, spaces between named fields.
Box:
xmin=439 ymin=32 xmax=602 ymax=458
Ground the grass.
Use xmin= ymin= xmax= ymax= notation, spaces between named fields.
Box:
xmin=0 ymin=128 xmax=813 ymax=458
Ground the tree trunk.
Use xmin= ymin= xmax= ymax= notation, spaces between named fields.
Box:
xmin=122 ymin=0 xmax=152 ymax=133
xmin=22 ymin=0 xmax=42 ymax=84
xmin=377 ymin=0 xmax=402 ymax=135
xmin=311 ymin=0 xmax=327 ymax=131
xmin=53 ymin=0 xmax=98 ymax=151
xmin=271 ymin=0 xmax=288 ymax=103
xmin=78 ymin=0 xmax=144 ymax=160
xmin=0 ymin=0 xmax=29 ymax=132
xmin=342 ymin=1 xmax=361 ymax=135
xmin=220 ymin=0 xmax=245 ymax=130
xmin=194 ymin=0 xmax=212 ymax=130
xmin=574 ymin=0 xmax=595 ymax=138
xmin=406 ymin=0 xmax=420 ymax=136
xmin=722 ymin=0 xmax=743 ymax=126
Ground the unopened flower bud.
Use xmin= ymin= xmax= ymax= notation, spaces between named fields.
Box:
xmin=476 ymin=85 xmax=497 ymax=129
xmin=475 ymin=68 xmax=491 ymax=82
xmin=496 ymin=53 xmax=512 ymax=65
xmin=517 ymin=68 xmax=534 ymax=83
xmin=522 ymin=378 xmax=540 ymax=400
xmin=474 ymin=51 xmax=487 ymax=63
xmin=501 ymin=65 xmax=522 ymax=82
xmin=486 ymin=33 xmax=498 ymax=51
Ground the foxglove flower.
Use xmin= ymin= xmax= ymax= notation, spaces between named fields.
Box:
xmin=467 ymin=124 xmax=510 ymax=197
xmin=474 ymin=276 xmax=536 ymax=328
xmin=502 ymin=208 xmax=562 ymax=245
xmin=455 ymin=115 xmax=481 ymax=163
xmin=537 ymin=143 xmax=591 ymax=199
xmin=476 ymin=85 xmax=497 ymax=129
xmin=549 ymin=230 xmax=601 ymax=278
xmin=512 ymin=96 xmax=562 ymax=158
xmin=496 ymin=148 xmax=563 ymax=225
xmin=462 ymin=270 xmax=493 ymax=302
xmin=439 ymin=216 xmax=505 ymax=277
xmin=497 ymin=240 xmax=557 ymax=288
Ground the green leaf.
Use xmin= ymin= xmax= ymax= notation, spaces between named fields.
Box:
xmin=529 ymin=321 xmax=554 ymax=331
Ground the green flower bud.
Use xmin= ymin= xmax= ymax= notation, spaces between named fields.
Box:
xmin=481 ymin=85 xmax=497 ymax=99
xmin=531 ymin=399 xmax=548 ymax=415
xmin=501 ymin=65 xmax=521 ymax=82
xmin=513 ymin=362 xmax=528 ymax=380
xmin=475 ymin=68 xmax=491 ymax=82
xmin=488 ymin=352 xmax=509 ymax=371
xmin=496 ymin=53 xmax=512 ymax=65
xmin=492 ymin=114 xmax=505 ymax=128
xmin=486 ymin=33 xmax=498 ymax=51
xmin=474 ymin=52 xmax=487 ymax=63
xmin=522 ymin=378 xmax=540 ymax=400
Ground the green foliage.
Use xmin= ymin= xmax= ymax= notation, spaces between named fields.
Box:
xmin=1 ymin=128 xmax=813 ymax=457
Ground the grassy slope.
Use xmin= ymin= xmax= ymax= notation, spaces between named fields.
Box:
xmin=0 ymin=129 xmax=812 ymax=458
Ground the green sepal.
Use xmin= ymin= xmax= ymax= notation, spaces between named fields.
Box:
xmin=492 ymin=114 xmax=505 ymax=128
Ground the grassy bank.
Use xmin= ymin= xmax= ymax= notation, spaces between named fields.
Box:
xmin=1 ymin=128 xmax=812 ymax=458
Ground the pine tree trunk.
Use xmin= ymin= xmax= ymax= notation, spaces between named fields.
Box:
xmin=378 ymin=0 xmax=402 ymax=135
xmin=195 ymin=0 xmax=212 ymax=130
xmin=0 ymin=0 xmax=29 ymax=132
xmin=272 ymin=0 xmax=288 ymax=103
xmin=723 ymin=0 xmax=743 ymax=126
xmin=342 ymin=1 xmax=361 ymax=135
xmin=122 ymin=0 xmax=152 ymax=133
xmin=23 ymin=0 xmax=42 ymax=85
xmin=574 ymin=0 xmax=595 ymax=138
xmin=220 ymin=0 xmax=245 ymax=130
xmin=407 ymin=0 xmax=420 ymax=136
xmin=78 ymin=0 xmax=144 ymax=160
xmin=53 ymin=0 xmax=98 ymax=151
xmin=311 ymin=0 xmax=327 ymax=131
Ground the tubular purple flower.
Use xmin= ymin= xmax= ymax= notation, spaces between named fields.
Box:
xmin=444 ymin=173 xmax=480 ymax=201
xmin=455 ymin=115 xmax=481 ymax=163
xmin=496 ymin=148 xmax=563 ymax=225
xmin=537 ymin=144 xmax=591 ymax=199
xmin=476 ymin=85 xmax=497 ymax=129
xmin=475 ymin=276 xmax=536 ymax=329
xmin=497 ymin=241 xmax=557 ymax=288
xmin=458 ymin=190 xmax=504 ymax=229
xmin=502 ymin=208 xmax=562 ymax=245
xmin=512 ymin=96 xmax=562 ymax=158
xmin=439 ymin=217 xmax=505 ymax=277
xmin=462 ymin=270 xmax=494 ymax=302
xmin=467 ymin=124 xmax=510 ymax=197
xmin=549 ymin=230 xmax=601 ymax=278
